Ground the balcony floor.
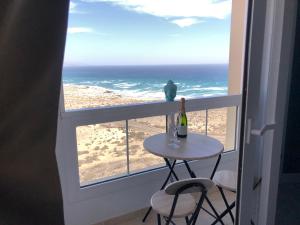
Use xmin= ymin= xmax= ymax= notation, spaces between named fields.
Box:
xmin=96 ymin=188 xmax=236 ymax=225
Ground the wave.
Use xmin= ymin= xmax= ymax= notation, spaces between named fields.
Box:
xmin=113 ymin=82 xmax=141 ymax=89
xmin=198 ymin=87 xmax=228 ymax=91
xmin=100 ymin=80 xmax=113 ymax=84
xmin=113 ymin=89 xmax=165 ymax=99
xmin=63 ymin=81 xmax=228 ymax=100
xmin=151 ymin=83 xmax=166 ymax=88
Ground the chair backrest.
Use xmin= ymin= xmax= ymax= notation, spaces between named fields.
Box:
xmin=163 ymin=178 xmax=214 ymax=225
xmin=165 ymin=178 xmax=214 ymax=195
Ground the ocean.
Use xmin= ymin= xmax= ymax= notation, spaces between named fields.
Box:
xmin=62 ymin=64 xmax=228 ymax=100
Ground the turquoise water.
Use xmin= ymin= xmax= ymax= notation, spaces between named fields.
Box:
xmin=62 ymin=64 xmax=228 ymax=99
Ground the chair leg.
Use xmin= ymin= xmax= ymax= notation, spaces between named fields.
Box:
xmin=143 ymin=207 xmax=153 ymax=222
xmin=190 ymin=193 xmax=206 ymax=225
xmin=218 ymin=186 xmax=235 ymax=223
xmin=204 ymin=195 xmax=225 ymax=225
xmin=185 ymin=216 xmax=189 ymax=225
xmin=157 ymin=214 xmax=161 ymax=225
xmin=212 ymin=202 xmax=235 ymax=225
xmin=163 ymin=217 xmax=176 ymax=225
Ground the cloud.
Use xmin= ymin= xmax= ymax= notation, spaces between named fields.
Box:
xmin=171 ymin=18 xmax=203 ymax=27
xmin=81 ymin=0 xmax=232 ymax=27
xmin=69 ymin=1 xmax=77 ymax=13
xmin=68 ymin=27 xmax=94 ymax=34
xmin=69 ymin=1 xmax=87 ymax=14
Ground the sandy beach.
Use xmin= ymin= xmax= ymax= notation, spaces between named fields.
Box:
xmin=63 ymin=84 xmax=229 ymax=184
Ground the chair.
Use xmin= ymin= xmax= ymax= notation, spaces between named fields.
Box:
xmin=151 ymin=178 xmax=214 ymax=225
xmin=212 ymin=170 xmax=237 ymax=224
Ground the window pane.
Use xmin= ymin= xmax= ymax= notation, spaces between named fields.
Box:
xmin=207 ymin=107 xmax=237 ymax=151
xmin=187 ymin=110 xmax=206 ymax=134
xmin=128 ymin=116 xmax=165 ymax=173
xmin=76 ymin=121 xmax=127 ymax=185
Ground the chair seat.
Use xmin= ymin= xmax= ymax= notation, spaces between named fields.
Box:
xmin=213 ymin=170 xmax=237 ymax=192
xmin=165 ymin=178 xmax=214 ymax=195
xmin=151 ymin=190 xmax=196 ymax=218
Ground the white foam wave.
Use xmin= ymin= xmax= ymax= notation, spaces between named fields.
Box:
xmin=198 ymin=87 xmax=227 ymax=91
xmin=64 ymin=83 xmax=228 ymax=100
xmin=100 ymin=80 xmax=113 ymax=84
xmin=80 ymin=81 xmax=94 ymax=84
xmin=113 ymin=82 xmax=140 ymax=89
xmin=113 ymin=89 xmax=165 ymax=100
xmin=180 ymin=86 xmax=227 ymax=92
xmin=152 ymin=83 xmax=165 ymax=88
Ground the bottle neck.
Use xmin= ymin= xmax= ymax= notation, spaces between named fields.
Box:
xmin=180 ymin=102 xmax=186 ymax=113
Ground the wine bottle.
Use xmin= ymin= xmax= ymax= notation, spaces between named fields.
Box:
xmin=176 ymin=98 xmax=188 ymax=138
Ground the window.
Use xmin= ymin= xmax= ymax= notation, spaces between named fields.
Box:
xmin=62 ymin=0 xmax=234 ymax=185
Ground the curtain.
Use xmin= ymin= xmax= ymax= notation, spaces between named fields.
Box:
xmin=283 ymin=2 xmax=300 ymax=173
xmin=0 ymin=0 xmax=69 ymax=224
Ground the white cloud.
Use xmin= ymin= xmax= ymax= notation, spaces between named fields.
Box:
xmin=81 ymin=0 xmax=232 ymax=27
xmin=68 ymin=27 xmax=94 ymax=34
xmin=171 ymin=18 xmax=203 ymax=28
xmin=69 ymin=1 xmax=87 ymax=14
xmin=69 ymin=1 xmax=77 ymax=13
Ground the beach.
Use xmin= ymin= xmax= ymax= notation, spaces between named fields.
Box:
xmin=63 ymin=84 xmax=229 ymax=184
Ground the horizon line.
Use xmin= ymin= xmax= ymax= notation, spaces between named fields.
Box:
xmin=63 ymin=63 xmax=229 ymax=67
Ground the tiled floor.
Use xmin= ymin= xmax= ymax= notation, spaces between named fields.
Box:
xmin=96 ymin=188 xmax=236 ymax=225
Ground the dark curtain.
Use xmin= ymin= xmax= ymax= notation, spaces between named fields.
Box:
xmin=283 ymin=2 xmax=300 ymax=173
xmin=0 ymin=0 xmax=69 ymax=224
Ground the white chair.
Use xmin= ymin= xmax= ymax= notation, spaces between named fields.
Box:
xmin=212 ymin=170 xmax=237 ymax=224
xmin=151 ymin=178 xmax=214 ymax=225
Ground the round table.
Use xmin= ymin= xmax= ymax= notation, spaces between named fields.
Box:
xmin=143 ymin=132 xmax=224 ymax=161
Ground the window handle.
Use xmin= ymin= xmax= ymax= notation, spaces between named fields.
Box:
xmin=250 ymin=123 xmax=276 ymax=136
xmin=246 ymin=119 xmax=276 ymax=144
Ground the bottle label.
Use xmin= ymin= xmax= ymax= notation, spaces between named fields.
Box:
xmin=177 ymin=126 xmax=187 ymax=136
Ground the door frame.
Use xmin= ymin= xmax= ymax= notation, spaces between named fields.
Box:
xmin=237 ymin=0 xmax=298 ymax=224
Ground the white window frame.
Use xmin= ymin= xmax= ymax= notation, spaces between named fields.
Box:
xmin=55 ymin=0 xmax=248 ymax=223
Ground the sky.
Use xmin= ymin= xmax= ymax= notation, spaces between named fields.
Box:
xmin=63 ymin=0 xmax=232 ymax=66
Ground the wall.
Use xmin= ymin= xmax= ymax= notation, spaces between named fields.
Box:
xmin=226 ymin=0 xmax=247 ymax=149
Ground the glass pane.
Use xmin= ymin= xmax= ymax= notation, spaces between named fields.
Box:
xmin=128 ymin=116 xmax=165 ymax=173
xmin=76 ymin=121 xmax=127 ymax=185
xmin=207 ymin=107 xmax=237 ymax=151
xmin=186 ymin=110 xmax=206 ymax=134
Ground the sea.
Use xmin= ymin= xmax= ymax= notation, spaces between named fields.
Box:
xmin=62 ymin=64 xmax=228 ymax=100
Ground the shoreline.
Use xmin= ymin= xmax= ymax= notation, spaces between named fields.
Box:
xmin=63 ymin=83 xmax=228 ymax=110
xmin=63 ymin=84 xmax=161 ymax=109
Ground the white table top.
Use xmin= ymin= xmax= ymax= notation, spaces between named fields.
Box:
xmin=143 ymin=133 xmax=224 ymax=160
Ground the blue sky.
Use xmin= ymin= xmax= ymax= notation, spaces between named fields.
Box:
xmin=64 ymin=0 xmax=232 ymax=66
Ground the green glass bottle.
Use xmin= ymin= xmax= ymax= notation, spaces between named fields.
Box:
xmin=176 ymin=98 xmax=188 ymax=138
